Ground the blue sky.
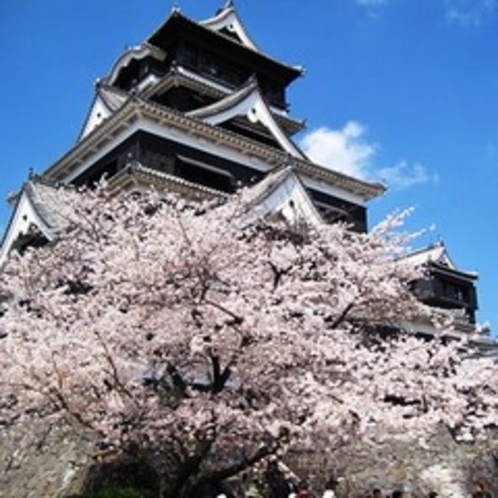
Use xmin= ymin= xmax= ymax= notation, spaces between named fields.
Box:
xmin=1 ymin=0 xmax=497 ymax=334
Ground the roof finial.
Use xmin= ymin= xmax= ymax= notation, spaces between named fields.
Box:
xmin=217 ymin=0 xmax=234 ymax=13
xmin=171 ymin=1 xmax=181 ymax=13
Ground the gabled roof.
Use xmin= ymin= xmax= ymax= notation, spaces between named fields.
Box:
xmin=403 ymin=241 xmax=478 ymax=281
xmin=0 ymin=178 xmax=72 ymax=266
xmin=186 ymin=77 xmax=306 ymax=159
xmin=78 ymin=84 xmax=129 ymax=140
xmin=200 ymin=1 xmax=259 ymax=51
xmin=403 ymin=242 xmax=456 ymax=269
xmin=240 ymin=166 xmax=323 ymax=228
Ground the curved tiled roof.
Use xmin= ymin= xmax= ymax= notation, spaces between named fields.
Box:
xmin=186 ymin=77 xmax=306 ymax=159
xmin=186 ymin=76 xmax=258 ymax=119
xmin=0 ymin=177 xmax=75 ymax=266
xmin=43 ymin=94 xmax=385 ymax=201
xmin=199 ymin=1 xmax=259 ymax=51
xmin=402 ymin=242 xmax=478 ymax=280
xmin=107 ymin=162 xmax=229 ymax=202
xmin=142 ymin=67 xmax=305 ymax=135
xmin=105 ymin=43 xmax=166 ymax=86
xmin=147 ymin=10 xmax=302 ymax=85
xmin=23 ymin=179 xmax=73 ymax=234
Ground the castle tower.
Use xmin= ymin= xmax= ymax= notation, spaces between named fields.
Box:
xmin=0 ymin=2 xmax=491 ymax=341
xmin=37 ymin=2 xmax=383 ymax=230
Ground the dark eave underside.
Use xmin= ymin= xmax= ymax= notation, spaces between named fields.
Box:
xmin=429 ymin=261 xmax=478 ymax=282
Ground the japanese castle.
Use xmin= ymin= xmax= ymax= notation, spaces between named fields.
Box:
xmin=0 ymin=1 xmax=489 ymax=344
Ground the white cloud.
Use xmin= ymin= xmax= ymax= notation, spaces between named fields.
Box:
xmin=299 ymin=123 xmax=436 ymax=190
xmin=355 ymin=0 xmax=498 ymax=25
xmin=377 ymin=161 xmax=439 ymax=189
xmin=299 ymin=122 xmax=375 ymax=180
xmin=444 ymin=0 xmax=498 ymax=26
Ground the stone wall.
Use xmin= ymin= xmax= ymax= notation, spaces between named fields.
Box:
xmin=0 ymin=420 xmax=94 ymax=498
xmin=0 ymin=422 xmax=496 ymax=498
xmin=289 ymin=428 xmax=498 ymax=498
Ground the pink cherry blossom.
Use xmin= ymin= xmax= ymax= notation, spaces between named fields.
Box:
xmin=0 ymin=187 xmax=496 ymax=497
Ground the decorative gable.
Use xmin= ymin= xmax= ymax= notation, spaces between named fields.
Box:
xmin=79 ymin=85 xmax=128 ymax=140
xmin=241 ymin=166 xmax=322 ymax=228
xmin=106 ymin=43 xmax=166 ymax=88
xmin=187 ymin=78 xmax=306 ymax=159
xmin=0 ymin=180 xmax=69 ymax=266
xmin=403 ymin=242 xmax=458 ymax=271
xmin=200 ymin=1 xmax=259 ymax=51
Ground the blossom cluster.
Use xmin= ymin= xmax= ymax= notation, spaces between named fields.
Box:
xmin=0 ymin=187 xmax=496 ymax=495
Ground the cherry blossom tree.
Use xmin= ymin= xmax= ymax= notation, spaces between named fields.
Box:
xmin=0 ymin=186 xmax=496 ymax=497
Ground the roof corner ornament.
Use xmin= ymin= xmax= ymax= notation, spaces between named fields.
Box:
xmin=171 ymin=1 xmax=181 ymax=14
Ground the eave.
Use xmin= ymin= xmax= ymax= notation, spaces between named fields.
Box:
xmin=42 ymin=96 xmax=385 ymax=202
xmin=107 ymin=162 xmax=229 ymax=202
xmin=428 ymin=261 xmax=478 ymax=283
